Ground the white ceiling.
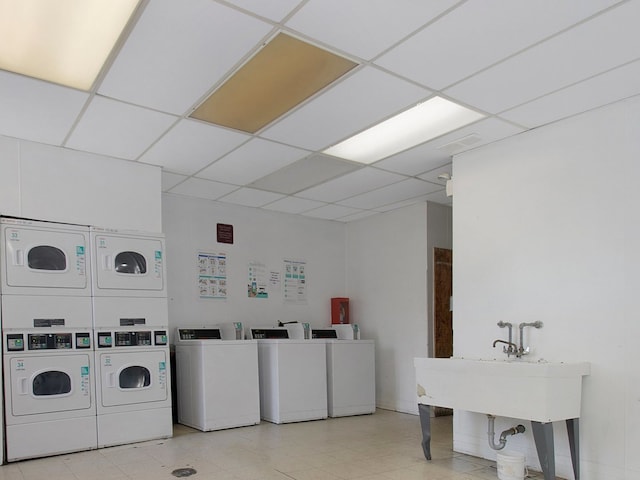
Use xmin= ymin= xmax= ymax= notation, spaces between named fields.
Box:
xmin=1 ymin=0 xmax=639 ymax=222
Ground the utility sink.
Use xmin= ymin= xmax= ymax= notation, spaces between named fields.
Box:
xmin=415 ymin=357 xmax=590 ymax=422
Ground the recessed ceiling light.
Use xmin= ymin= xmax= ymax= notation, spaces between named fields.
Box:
xmin=190 ymin=32 xmax=358 ymax=134
xmin=0 ymin=0 xmax=141 ymax=91
xmin=323 ymin=96 xmax=485 ymax=164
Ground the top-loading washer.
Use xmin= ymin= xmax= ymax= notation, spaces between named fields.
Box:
xmin=90 ymin=226 xmax=166 ymax=297
xmin=1 ymin=217 xmax=90 ymax=296
xmin=312 ymin=328 xmax=375 ymax=417
xmin=174 ymin=326 xmax=260 ymax=431
xmin=249 ymin=327 xmax=327 ymax=424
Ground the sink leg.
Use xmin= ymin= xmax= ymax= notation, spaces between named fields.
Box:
xmin=531 ymin=421 xmax=555 ymax=480
xmin=418 ymin=403 xmax=432 ymax=460
xmin=566 ymin=418 xmax=580 ymax=480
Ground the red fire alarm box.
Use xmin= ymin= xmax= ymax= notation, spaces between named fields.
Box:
xmin=331 ymin=297 xmax=349 ymax=324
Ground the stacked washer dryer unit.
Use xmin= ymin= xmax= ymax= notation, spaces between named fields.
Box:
xmin=90 ymin=227 xmax=172 ymax=448
xmin=174 ymin=322 xmax=260 ymax=431
xmin=0 ymin=217 xmax=97 ymax=462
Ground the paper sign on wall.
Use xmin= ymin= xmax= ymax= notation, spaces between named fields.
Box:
xmin=283 ymin=259 xmax=307 ymax=303
xmin=198 ymin=251 xmax=227 ymax=299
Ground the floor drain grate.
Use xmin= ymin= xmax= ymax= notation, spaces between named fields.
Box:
xmin=171 ymin=467 xmax=197 ymax=477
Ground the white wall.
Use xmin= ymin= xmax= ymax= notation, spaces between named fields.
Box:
xmin=161 ymin=193 xmax=346 ymax=331
xmin=0 ymin=135 xmax=162 ymax=231
xmin=346 ymin=203 xmax=429 ymax=414
xmin=452 ymin=95 xmax=640 ymax=479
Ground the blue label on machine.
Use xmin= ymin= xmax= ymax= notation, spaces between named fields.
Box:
xmin=155 ymin=251 xmax=162 ymax=260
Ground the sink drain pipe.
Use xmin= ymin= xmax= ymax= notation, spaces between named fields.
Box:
xmin=487 ymin=415 xmax=526 ymax=450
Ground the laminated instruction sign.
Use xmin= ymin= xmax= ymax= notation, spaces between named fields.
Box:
xmin=283 ymin=259 xmax=307 ymax=303
xmin=198 ymin=252 xmax=227 ymax=299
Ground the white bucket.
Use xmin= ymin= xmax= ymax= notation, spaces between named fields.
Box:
xmin=496 ymin=451 xmax=526 ymax=480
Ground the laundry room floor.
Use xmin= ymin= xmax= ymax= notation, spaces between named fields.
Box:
xmin=0 ymin=410 xmax=550 ymax=480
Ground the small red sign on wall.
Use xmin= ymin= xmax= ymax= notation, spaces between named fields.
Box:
xmin=217 ymin=223 xmax=234 ymax=244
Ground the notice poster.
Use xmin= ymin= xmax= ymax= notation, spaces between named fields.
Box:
xmin=198 ymin=252 xmax=227 ymax=299
xmin=283 ymin=259 xmax=307 ymax=303
xmin=248 ymin=261 xmax=268 ymax=298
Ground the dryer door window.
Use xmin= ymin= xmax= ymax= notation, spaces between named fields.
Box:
xmin=115 ymin=251 xmax=147 ymax=274
xmin=32 ymin=370 xmax=71 ymax=396
xmin=28 ymin=246 xmax=67 ymax=271
xmin=119 ymin=366 xmax=151 ymax=389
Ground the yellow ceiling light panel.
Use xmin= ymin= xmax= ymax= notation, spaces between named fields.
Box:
xmin=191 ymin=32 xmax=358 ymax=134
xmin=0 ymin=0 xmax=140 ymax=91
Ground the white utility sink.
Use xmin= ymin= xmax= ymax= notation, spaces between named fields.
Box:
xmin=415 ymin=357 xmax=590 ymax=422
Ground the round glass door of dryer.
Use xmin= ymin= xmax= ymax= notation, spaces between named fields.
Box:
xmin=115 ymin=252 xmax=147 ymax=274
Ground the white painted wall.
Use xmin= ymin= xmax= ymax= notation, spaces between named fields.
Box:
xmin=0 ymin=135 xmax=162 ymax=231
xmin=346 ymin=203 xmax=430 ymax=414
xmin=452 ymin=96 xmax=640 ymax=479
xmin=161 ymin=193 xmax=346 ymax=331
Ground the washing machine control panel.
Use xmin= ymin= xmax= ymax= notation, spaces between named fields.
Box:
xmin=5 ymin=332 xmax=92 ymax=351
xmin=97 ymin=330 xmax=168 ymax=347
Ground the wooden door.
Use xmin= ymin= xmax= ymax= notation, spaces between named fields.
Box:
xmin=433 ymin=247 xmax=453 ymax=416
xmin=434 ymin=247 xmax=453 ymax=358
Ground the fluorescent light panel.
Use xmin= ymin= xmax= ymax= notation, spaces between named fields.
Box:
xmin=324 ymin=96 xmax=485 ymax=164
xmin=0 ymin=0 xmax=140 ymax=91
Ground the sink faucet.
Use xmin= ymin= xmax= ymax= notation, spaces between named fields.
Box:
xmin=518 ymin=321 xmax=543 ymax=357
xmin=492 ymin=339 xmax=518 ymax=356
xmin=495 ymin=321 xmax=516 ymax=357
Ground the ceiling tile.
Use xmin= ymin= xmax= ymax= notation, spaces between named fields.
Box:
xmin=161 ymin=171 xmax=187 ymax=191
xmin=375 ymin=118 xmax=523 ymax=176
xmin=262 ymin=196 xmax=327 ymax=214
xmin=286 ymin=0 xmax=460 ymax=60
xmin=500 ymin=59 xmax=640 ymax=128
xmin=98 ymin=0 xmax=273 ymax=114
xmin=445 ymin=1 xmax=640 ymax=113
xmin=418 ymin=164 xmax=452 ymax=186
xmin=197 ymin=138 xmax=308 ymax=185
xmin=376 ymin=0 xmax=620 ymax=90
xmin=304 ymin=204 xmax=364 ymax=221
xmin=336 ymin=210 xmax=379 ymax=222
xmin=168 ymin=177 xmax=238 ymax=201
xmin=249 ymin=154 xmax=361 ymax=194
xmin=223 ymin=0 xmax=303 ymax=22
xmin=296 ymin=167 xmax=406 ymax=202
xmin=66 ymin=96 xmax=176 ymax=160
xmin=0 ymin=71 xmax=88 ymax=146
xmin=260 ymin=66 xmax=431 ymax=150
xmin=218 ymin=188 xmax=285 ymax=208
xmin=139 ymin=119 xmax=249 ymax=175
xmin=338 ymin=178 xmax=441 ymax=209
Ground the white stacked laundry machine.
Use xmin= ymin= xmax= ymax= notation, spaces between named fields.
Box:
xmin=90 ymin=227 xmax=172 ymax=447
xmin=0 ymin=217 xmax=97 ymax=462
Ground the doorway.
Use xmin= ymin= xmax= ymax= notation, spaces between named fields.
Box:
xmin=433 ymin=247 xmax=453 ymax=358
xmin=433 ymin=247 xmax=452 ymax=416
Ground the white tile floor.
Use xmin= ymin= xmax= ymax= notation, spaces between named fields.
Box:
xmin=0 ymin=410 xmax=548 ymax=480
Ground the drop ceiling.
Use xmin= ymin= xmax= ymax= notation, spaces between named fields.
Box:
xmin=1 ymin=0 xmax=639 ymax=222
